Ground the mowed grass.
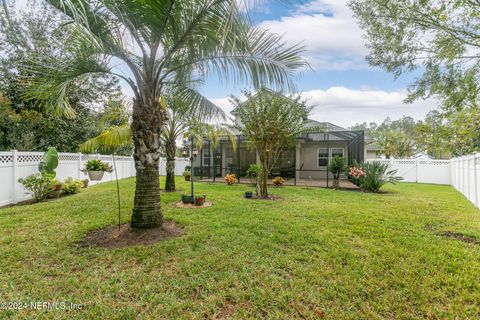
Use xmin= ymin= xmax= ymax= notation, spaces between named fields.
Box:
xmin=1 ymin=178 xmax=480 ymax=319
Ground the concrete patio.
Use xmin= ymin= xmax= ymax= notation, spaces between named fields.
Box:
xmin=197 ymin=177 xmax=359 ymax=189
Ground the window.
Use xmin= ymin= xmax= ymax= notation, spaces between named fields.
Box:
xmin=331 ymin=148 xmax=344 ymax=159
xmin=317 ymin=148 xmax=345 ymax=168
xmin=202 ymin=149 xmax=210 ymax=166
xmin=317 ymin=148 xmax=329 ymax=168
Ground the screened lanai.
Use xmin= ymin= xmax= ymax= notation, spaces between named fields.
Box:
xmin=191 ymin=126 xmax=365 ymax=187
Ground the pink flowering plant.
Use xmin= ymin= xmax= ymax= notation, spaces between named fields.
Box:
xmin=348 ymin=166 xmax=365 ymax=187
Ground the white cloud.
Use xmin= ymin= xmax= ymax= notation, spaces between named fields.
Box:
xmin=209 ymin=86 xmax=439 ymax=128
xmin=259 ymin=0 xmax=368 ymax=70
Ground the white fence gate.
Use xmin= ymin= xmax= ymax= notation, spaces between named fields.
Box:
xmin=0 ymin=150 xmax=190 ymax=207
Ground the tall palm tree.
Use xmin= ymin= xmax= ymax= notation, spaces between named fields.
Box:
xmin=20 ymin=0 xmax=306 ymax=228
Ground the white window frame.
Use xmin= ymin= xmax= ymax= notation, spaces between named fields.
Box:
xmin=317 ymin=148 xmax=329 ymax=168
xmin=202 ymin=149 xmax=211 ymax=166
xmin=316 ymin=147 xmax=345 ymax=168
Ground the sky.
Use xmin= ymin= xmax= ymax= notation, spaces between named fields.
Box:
xmin=204 ymin=0 xmax=438 ymax=128
xmin=13 ymin=0 xmax=439 ymax=128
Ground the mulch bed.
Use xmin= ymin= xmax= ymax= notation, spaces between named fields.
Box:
xmin=175 ymin=201 xmax=213 ymax=209
xmin=78 ymin=221 xmax=183 ymax=248
xmin=438 ymin=231 xmax=480 ymax=245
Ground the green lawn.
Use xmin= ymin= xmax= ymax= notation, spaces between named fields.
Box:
xmin=1 ymin=178 xmax=480 ymax=319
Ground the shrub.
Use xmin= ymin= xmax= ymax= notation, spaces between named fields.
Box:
xmin=224 ymin=174 xmax=236 ymax=185
xmin=328 ymin=156 xmax=347 ymax=189
xmin=361 ymin=161 xmax=403 ymax=192
xmin=348 ymin=166 xmax=365 ymax=187
xmin=18 ymin=173 xmax=56 ymax=201
xmin=84 ymin=159 xmax=113 ymax=172
xmin=62 ymin=177 xmax=84 ymax=195
xmin=273 ymin=176 xmax=285 ymax=187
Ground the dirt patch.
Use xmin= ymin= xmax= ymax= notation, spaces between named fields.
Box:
xmin=245 ymin=195 xmax=281 ymax=201
xmin=175 ymin=201 xmax=213 ymax=209
xmin=78 ymin=221 xmax=183 ymax=248
xmin=438 ymin=231 xmax=480 ymax=245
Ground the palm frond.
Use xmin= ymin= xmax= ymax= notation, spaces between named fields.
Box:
xmin=80 ymin=125 xmax=132 ymax=153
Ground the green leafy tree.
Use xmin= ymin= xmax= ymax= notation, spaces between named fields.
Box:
xmin=233 ymin=89 xmax=310 ymax=198
xmin=17 ymin=0 xmax=306 ymax=228
xmin=0 ymin=2 xmax=118 ymax=152
xmin=349 ymin=0 xmax=480 ymax=112
xmin=413 ymin=111 xmax=454 ymax=159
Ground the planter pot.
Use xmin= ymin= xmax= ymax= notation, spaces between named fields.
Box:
xmin=195 ymin=196 xmax=205 ymax=206
xmin=48 ymin=189 xmax=62 ymax=199
xmin=245 ymin=191 xmax=253 ymax=199
xmin=184 ymin=176 xmax=191 ymax=182
xmin=82 ymin=179 xmax=89 ymax=188
xmin=88 ymin=171 xmax=105 ymax=181
xmin=182 ymin=195 xmax=194 ymax=204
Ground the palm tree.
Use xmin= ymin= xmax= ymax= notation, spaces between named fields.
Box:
xmin=21 ymin=0 xmax=306 ymax=228
xmin=160 ymin=95 xmax=226 ymax=192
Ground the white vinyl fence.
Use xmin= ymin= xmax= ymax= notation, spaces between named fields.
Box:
xmin=369 ymin=155 xmax=480 ymax=209
xmin=451 ymin=154 xmax=480 ymax=209
xmin=367 ymin=159 xmax=451 ymax=185
xmin=0 ymin=150 xmax=189 ymax=207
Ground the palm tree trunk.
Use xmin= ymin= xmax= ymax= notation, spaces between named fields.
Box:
xmin=130 ymin=100 xmax=164 ymax=229
xmin=164 ymin=139 xmax=176 ymax=191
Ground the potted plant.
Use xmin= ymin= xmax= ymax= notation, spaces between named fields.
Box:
xmin=194 ymin=195 xmax=206 ymax=206
xmin=48 ymin=178 xmax=63 ymax=198
xmin=83 ymin=159 xmax=113 ymax=181
xmin=245 ymin=191 xmax=253 ymax=198
xmin=183 ymin=170 xmax=191 ymax=182
xmin=181 ymin=194 xmax=194 ymax=204
xmin=82 ymin=179 xmax=89 ymax=188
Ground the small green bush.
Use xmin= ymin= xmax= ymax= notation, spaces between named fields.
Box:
xmin=361 ymin=161 xmax=403 ymax=192
xmin=18 ymin=173 xmax=56 ymax=202
xmin=62 ymin=177 xmax=84 ymax=195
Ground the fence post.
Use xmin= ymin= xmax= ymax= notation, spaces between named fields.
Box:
xmin=12 ymin=150 xmax=18 ymax=204
xmin=77 ymin=152 xmax=82 ymax=179
xmin=415 ymin=158 xmax=419 ymax=183
xmin=474 ymin=154 xmax=479 ymax=208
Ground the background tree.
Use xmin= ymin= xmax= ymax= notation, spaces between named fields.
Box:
xmin=0 ymin=2 xmax=119 ymax=152
xmin=375 ymin=130 xmax=415 ymax=159
xmin=17 ymin=0 xmax=307 ymax=229
xmin=349 ymin=0 xmax=480 ymax=112
xmin=413 ymin=111 xmax=453 ymax=159
xmin=233 ymin=89 xmax=309 ymax=198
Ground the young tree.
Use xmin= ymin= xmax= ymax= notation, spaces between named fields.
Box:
xmin=349 ymin=0 xmax=480 ymax=112
xmin=233 ymin=89 xmax=309 ymax=198
xmin=14 ymin=0 xmax=306 ymax=228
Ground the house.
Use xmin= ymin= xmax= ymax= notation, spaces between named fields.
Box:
xmin=191 ymin=93 xmax=379 ymax=182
